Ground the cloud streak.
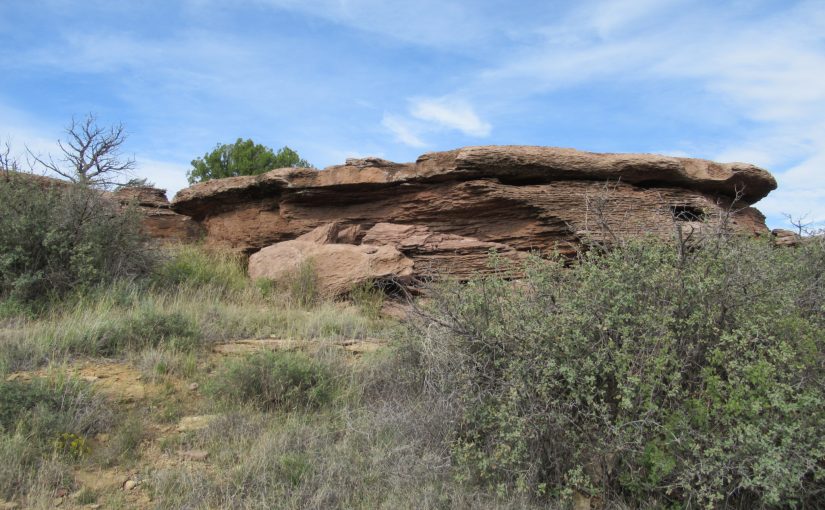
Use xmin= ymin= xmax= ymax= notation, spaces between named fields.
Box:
xmin=381 ymin=114 xmax=427 ymax=148
xmin=410 ymin=97 xmax=491 ymax=137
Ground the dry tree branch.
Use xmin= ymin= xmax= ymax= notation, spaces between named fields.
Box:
xmin=26 ymin=113 xmax=136 ymax=189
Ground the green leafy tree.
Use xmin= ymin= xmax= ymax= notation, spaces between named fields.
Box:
xmin=187 ymin=139 xmax=311 ymax=184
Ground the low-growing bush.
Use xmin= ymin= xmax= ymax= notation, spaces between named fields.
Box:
xmin=99 ymin=412 xmax=145 ymax=467
xmin=349 ymin=280 xmax=386 ymax=320
xmin=94 ymin=308 xmax=201 ymax=355
xmin=0 ymin=375 xmax=111 ymax=443
xmin=206 ymin=351 xmax=335 ymax=412
xmin=409 ymin=235 xmax=825 ymax=508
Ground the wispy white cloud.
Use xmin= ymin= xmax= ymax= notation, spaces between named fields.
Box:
xmin=2 ymin=0 xmax=824 ymax=229
xmin=0 ymin=104 xmax=61 ymax=167
xmin=382 ymin=96 xmax=491 ymax=147
xmin=410 ymin=97 xmax=491 ymax=137
xmin=249 ymin=0 xmax=495 ymax=50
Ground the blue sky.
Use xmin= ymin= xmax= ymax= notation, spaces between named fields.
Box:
xmin=1 ymin=0 xmax=824 ymax=229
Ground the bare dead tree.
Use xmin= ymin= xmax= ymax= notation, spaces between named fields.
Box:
xmin=783 ymin=213 xmax=814 ymax=236
xmin=0 ymin=141 xmax=19 ymax=178
xmin=26 ymin=114 xmax=135 ymax=188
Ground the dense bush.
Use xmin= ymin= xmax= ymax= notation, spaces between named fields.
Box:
xmin=84 ymin=307 xmax=201 ymax=355
xmin=207 ymin=351 xmax=335 ymax=411
xmin=409 ymin=235 xmax=825 ymax=508
xmin=0 ymin=173 xmax=151 ymax=304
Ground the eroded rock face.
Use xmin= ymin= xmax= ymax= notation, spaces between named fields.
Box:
xmin=171 ymin=146 xmax=777 ymax=278
xmin=771 ymin=229 xmax=802 ymax=247
xmin=112 ymin=186 xmax=204 ymax=243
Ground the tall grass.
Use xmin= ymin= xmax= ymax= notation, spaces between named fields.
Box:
xmin=0 ymin=245 xmax=392 ymax=374
xmin=0 ymin=372 xmax=112 ymax=502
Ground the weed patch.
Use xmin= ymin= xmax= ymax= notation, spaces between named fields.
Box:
xmin=206 ymin=351 xmax=335 ymax=412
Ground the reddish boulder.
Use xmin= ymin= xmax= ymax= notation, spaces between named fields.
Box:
xmin=248 ymin=236 xmax=414 ymax=298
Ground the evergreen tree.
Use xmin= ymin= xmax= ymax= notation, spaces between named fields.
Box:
xmin=188 ymin=139 xmax=311 ymax=184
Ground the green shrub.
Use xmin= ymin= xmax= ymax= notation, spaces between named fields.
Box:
xmin=409 ymin=235 xmax=825 ymax=507
xmin=0 ymin=432 xmax=38 ymax=500
xmin=0 ymin=375 xmax=112 ymax=499
xmin=100 ymin=412 xmax=145 ymax=466
xmin=71 ymin=307 xmax=201 ymax=356
xmin=206 ymin=351 xmax=334 ymax=411
xmin=0 ymin=376 xmax=110 ymax=442
xmin=0 ymin=173 xmax=152 ymax=303
xmin=119 ymin=308 xmax=200 ymax=353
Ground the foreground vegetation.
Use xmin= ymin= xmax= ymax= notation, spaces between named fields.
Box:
xmin=1 ymin=171 xmax=823 ymax=508
xmin=409 ymin=234 xmax=825 ymax=508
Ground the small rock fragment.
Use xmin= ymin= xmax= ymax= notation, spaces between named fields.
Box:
xmin=188 ymin=382 xmax=199 ymax=391
xmin=123 ymin=480 xmax=137 ymax=491
xmin=176 ymin=415 xmax=218 ymax=432
xmin=179 ymin=449 xmax=209 ymax=461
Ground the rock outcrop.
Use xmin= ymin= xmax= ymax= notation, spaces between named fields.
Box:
xmin=112 ymin=186 xmax=203 ymax=243
xmin=171 ymin=147 xmax=775 ymax=271
xmin=361 ymin=222 xmax=525 ymax=279
xmin=771 ymin=228 xmax=802 ymax=248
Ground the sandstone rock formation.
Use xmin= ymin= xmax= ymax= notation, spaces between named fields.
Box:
xmin=112 ymin=186 xmax=203 ymax=243
xmin=171 ymin=146 xmax=776 ymax=279
xmin=361 ymin=222 xmax=525 ymax=279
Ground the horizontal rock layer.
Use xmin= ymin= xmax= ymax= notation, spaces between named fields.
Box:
xmin=172 ymin=146 xmax=776 ymax=218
